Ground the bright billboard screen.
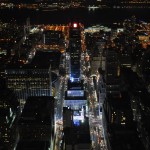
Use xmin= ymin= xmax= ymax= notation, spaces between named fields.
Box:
xmin=67 ymin=90 xmax=84 ymax=97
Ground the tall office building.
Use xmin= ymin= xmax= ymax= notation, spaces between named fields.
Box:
xmin=62 ymin=22 xmax=90 ymax=150
xmin=5 ymin=51 xmax=60 ymax=108
xmin=69 ymin=22 xmax=83 ymax=82
xmin=65 ymin=22 xmax=87 ymax=117
xmin=105 ymin=46 xmax=120 ymax=97
xmin=16 ymin=141 xmax=50 ymax=150
xmin=6 ymin=67 xmax=52 ymax=107
xmin=103 ymin=93 xmax=133 ymax=126
xmin=103 ymin=92 xmax=145 ymax=150
xmin=121 ymin=68 xmax=150 ymax=150
xmin=17 ymin=96 xmax=55 ymax=150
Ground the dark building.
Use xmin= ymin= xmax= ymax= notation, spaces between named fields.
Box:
xmin=121 ymin=68 xmax=150 ymax=150
xmin=0 ymin=89 xmax=19 ymax=150
xmin=63 ymin=107 xmax=73 ymax=128
xmin=105 ymin=47 xmax=120 ymax=97
xmin=63 ymin=110 xmax=91 ymax=150
xmin=141 ymin=49 xmax=150 ymax=84
xmin=103 ymin=93 xmax=133 ymax=127
xmin=16 ymin=140 xmax=50 ymax=150
xmin=103 ymin=92 xmax=144 ymax=150
xmin=0 ymin=77 xmax=6 ymax=89
xmin=135 ymin=93 xmax=150 ymax=150
xmin=110 ymin=131 xmax=145 ymax=150
xmin=17 ymin=96 xmax=55 ymax=150
xmin=43 ymin=30 xmax=64 ymax=47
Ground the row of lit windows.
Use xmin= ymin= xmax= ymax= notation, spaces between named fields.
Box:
xmin=6 ymin=70 xmax=48 ymax=74
xmin=111 ymin=111 xmax=126 ymax=125
xmin=8 ymin=77 xmax=49 ymax=81
xmin=8 ymin=82 xmax=49 ymax=85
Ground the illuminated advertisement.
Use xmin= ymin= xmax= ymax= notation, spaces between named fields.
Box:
xmin=67 ymin=90 xmax=84 ymax=97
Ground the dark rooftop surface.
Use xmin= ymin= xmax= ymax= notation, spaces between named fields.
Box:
xmin=107 ymin=92 xmax=131 ymax=110
xmin=0 ymin=89 xmax=19 ymax=108
xmin=141 ymin=112 xmax=150 ymax=135
xmin=0 ymin=109 xmax=9 ymax=118
xmin=6 ymin=51 xmax=61 ymax=70
xmin=16 ymin=140 xmax=50 ymax=150
xmin=64 ymin=117 xmax=91 ymax=145
xmin=18 ymin=96 xmax=54 ymax=124
xmin=0 ymin=78 xmax=6 ymax=89
xmin=111 ymin=132 xmax=145 ymax=150
xmin=121 ymin=68 xmax=150 ymax=107
xmin=30 ymin=51 xmax=61 ymax=69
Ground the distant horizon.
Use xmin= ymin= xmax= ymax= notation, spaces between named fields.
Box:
xmin=0 ymin=7 xmax=150 ymax=27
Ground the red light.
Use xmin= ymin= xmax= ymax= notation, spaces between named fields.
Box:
xmin=73 ymin=23 xmax=77 ymax=28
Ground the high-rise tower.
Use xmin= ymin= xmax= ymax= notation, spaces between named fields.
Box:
xmin=69 ymin=22 xmax=83 ymax=82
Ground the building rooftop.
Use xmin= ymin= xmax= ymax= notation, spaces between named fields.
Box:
xmin=121 ymin=68 xmax=150 ymax=107
xmin=31 ymin=51 xmax=61 ymax=69
xmin=68 ymin=79 xmax=84 ymax=90
xmin=111 ymin=131 xmax=145 ymax=150
xmin=18 ymin=96 xmax=54 ymax=124
xmin=107 ymin=92 xmax=131 ymax=110
xmin=64 ymin=117 xmax=91 ymax=145
xmin=0 ymin=78 xmax=6 ymax=89
xmin=16 ymin=140 xmax=50 ymax=150
xmin=141 ymin=110 xmax=150 ymax=135
xmin=0 ymin=88 xmax=19 ymax=109
xmin=6 ymin=51 xmax=61 ymax=70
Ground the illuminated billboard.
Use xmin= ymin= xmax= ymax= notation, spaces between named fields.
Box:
xmin=67 ymin=90 xmax=84 ymax=97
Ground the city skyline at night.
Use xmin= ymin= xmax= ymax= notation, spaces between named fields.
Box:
xmin=0 ymin=1 xmax=150 ymax=150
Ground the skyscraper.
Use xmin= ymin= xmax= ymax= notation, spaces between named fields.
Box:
xmin=5 ymin=51 xmax=60 ymax=109
xmin=17 ymin=96 xmax=55 ymax=150
xmin=69 ymin=22 xmax=83 ymax=82
xmin=105 ymin=46 xmax=120 ymax=97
